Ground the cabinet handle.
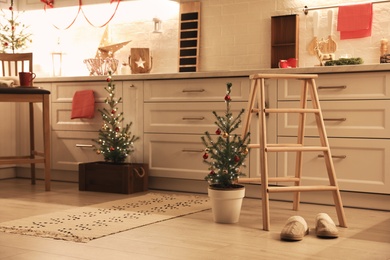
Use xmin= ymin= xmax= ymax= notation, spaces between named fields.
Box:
xmin=323 ymin=117 xmax=346 ymax=121
xmin=129 ymin=84 xmax=135 ymax=88
xmin=182 ymin=89 xmax=205 ymax=93
xmin=318 ymin=154 xmax=347 ymax=159
xmin=318 ymin=85 xmax=347 ymax=90
xmin=76 ymin=144 xmax=94 ymax=148
xmin=182 ymin=117 xmax=205 ymax=120
xmin=182 ymin=149 xmax=204 ymax=153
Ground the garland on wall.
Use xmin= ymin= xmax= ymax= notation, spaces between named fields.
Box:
xmin=41 ymin=0 xmax=120 ymax=29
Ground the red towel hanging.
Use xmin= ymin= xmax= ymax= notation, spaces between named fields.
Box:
xmin=337 ymin=3 xmax=373 ymax=40
xmin=71 ymin=90 xmax=95 ymax=119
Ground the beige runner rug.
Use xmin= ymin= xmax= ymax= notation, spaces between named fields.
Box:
xmin=0 ymin=192 xmax=210 ymax=243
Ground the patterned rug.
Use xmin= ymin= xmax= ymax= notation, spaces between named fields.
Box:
xmin=0 ymin=192 xmax=210 ymax=243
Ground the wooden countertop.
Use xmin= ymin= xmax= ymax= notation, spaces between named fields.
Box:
xmin=35 ymin=63 xmax=390 ymax=83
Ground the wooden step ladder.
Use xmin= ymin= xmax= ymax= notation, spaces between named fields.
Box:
xmin=239 ymin=73 xmax=347 ymax=231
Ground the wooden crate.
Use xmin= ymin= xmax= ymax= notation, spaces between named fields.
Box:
xmin=79 ymin=162 xmax=148 ymax=194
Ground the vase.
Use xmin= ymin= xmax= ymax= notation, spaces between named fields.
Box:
xmin=208 ymin=185 xmax=245 ymax=224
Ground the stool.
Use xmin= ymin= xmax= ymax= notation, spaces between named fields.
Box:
xmin=239 ymin=73 xmax=347 ymax=231
xmin=0 ymin=87 xmax=51 ymax=191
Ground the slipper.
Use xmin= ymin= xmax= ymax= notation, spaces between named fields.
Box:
xmin=280 ymin=216 xmax=309 ymax=241
xmin=315 ymin=213 xmax=339 ymax=238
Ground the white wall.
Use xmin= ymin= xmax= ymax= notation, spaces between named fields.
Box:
xmin=14 ymin=0 xmax=390 ymax=76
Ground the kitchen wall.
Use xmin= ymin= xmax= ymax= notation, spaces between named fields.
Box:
xmin=14 ymin=0 xmax=390 ymax=76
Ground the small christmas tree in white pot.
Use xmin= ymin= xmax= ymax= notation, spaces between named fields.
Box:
xmin=201 ymin=82 xmax=250 ymax=223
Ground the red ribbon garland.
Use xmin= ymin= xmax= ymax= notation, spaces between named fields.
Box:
xmin=43 ymin=0 xmax=120 ymax=30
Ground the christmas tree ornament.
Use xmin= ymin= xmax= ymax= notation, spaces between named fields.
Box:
xmin=215 ymin=128 xmax=221 ymax=135
xmin=222 ymin=132 xmax=229 ymax=138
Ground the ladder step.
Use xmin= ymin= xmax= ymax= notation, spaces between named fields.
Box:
xmin=265 ymin=108 xmax=320 ymax=113
xmin=248 ymin=144 xmax=329 ymax=152
xmin=267 ymin=185 xmax=338 ymax=193
xmin=238 ymin=176 xmax=300 ymax=184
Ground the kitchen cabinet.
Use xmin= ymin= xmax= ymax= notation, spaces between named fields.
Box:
xmin=143 ymin=77 xmax=253 ymax=181
xmin=277 ymin=72 xmax=390 ymax=194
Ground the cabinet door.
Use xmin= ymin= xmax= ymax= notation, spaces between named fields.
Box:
xmin=0 ymin=102 xmax=16 ymax=163
xmin=52 ymin=131 xmax=102 ymax=171
xmin=144 ymin=102 xmax=247 ymax=134
xmin=277 ymin=137 xmax=390 ymax=194
xmin=278 ymin=100 xmax=390 ymax=139
xmin=123 ymin=81 xmax=144 ymax=163
xmin=144 ymin=78 xmax=249 ymax=102
xmin=144 ymin=133 xmax=206 ymax=180
xmin=278 ymin=72 xmax=390 ymax=101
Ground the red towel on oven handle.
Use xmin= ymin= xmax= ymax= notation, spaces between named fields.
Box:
xmin=337 ymin=3 xmax=373 ymax=40
xmin=71 ymin=90 xmax=95 ymax=119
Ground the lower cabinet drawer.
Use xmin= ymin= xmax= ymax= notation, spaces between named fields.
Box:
xmin=277 ymin=137 xmax=390 ymax=194
xmin=278 ymin=100 xmax=390 ymax=138
xmin=144 ymin=102 xmax=247 ymax=134
xmin=52 ymin=131 xmax=102 ymax=171
xmin=144 ymin=134 xmax=208 ymax=180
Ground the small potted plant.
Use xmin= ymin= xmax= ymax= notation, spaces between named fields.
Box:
xmin=79 ymin=71 xmax=148 ymax=194
xmin=201 ymin=82 xmax=250 ymax=223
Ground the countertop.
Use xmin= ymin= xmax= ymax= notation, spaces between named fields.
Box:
xmin=35 ymin=63 xmax=390 ymax=83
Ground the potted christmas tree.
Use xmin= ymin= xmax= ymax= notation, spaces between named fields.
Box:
xmin=79 ymin=71 xmax=148 ymax=194
xmin=0 ymin=0 xmax=32 ymax=53
xmin=201 ymin=82 xmax=250 ymax=223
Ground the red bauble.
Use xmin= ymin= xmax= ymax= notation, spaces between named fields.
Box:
xmin=110 ymin=147 xmax=115 ymax=151
xmin=215 ymin=128 xmax=221 ymax=135
xmin=9 ymin=6 xmax=13 ymax=11
xmin=209 ymin=170 xmax=215 ymax=175
xmin=115 ymin=127 xmax=119 ymax=132
xmin=203 ymin=153 xmax=209 ymax=159
xmin=234 ymin=155 xmax=240 ymax=162
xmin=106 ymin=77 xmax=111 ymax=82
xmin=111 ymin=109 xmax=116 ymax=114
xmin=224 ymin=95 xmax=231 ymax=101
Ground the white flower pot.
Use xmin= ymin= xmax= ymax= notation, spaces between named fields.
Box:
xmin=208 ymin=186 xmax=245 ymax=224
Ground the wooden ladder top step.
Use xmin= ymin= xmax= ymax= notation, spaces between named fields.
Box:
xmin=250 ymin=73 xmax=318 ymax=80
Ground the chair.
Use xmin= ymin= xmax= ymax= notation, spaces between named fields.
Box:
xmin=0 ymin=53 xmax=33 ymax=77
xmin=239 ymin=73 xmax=347 ymax=231
xmin=0 ymin=53 xmax=51 ymax=191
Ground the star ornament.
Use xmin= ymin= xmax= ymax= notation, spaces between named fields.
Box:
xmin=135 ymin=57 xmax=146 ymax=68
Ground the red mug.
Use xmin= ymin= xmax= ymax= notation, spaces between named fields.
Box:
xmin=278 ymin=60 xmax=288 ymax=68
xmin=19 ymin=72 xmax=36 ymax=87
xmin=287 ymin=58 xmax=298 ymax=68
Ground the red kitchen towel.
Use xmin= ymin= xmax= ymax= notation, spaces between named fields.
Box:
xmin=337 ymin=3 xmax=373 ymax=40
xmin=71 ymin=90 xmax=95 ymax=119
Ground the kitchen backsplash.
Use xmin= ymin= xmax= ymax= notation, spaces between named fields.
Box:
xmin=12 ymin=0 xmax=390 ymax=76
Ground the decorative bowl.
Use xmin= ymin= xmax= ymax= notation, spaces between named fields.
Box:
xmin=83 ymin=58 xmax=119 ymax=76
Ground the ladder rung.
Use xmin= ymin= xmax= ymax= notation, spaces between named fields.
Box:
xmin=265 ymin=108 xmax=320 ymax=113
xmin=267 ymin=185 xmax=338 ymax=193
xmin=238 ymin=177 xmax=300 ymax=183
xmin=248 ymin=144 xmax=329 ymax=152
xmin=267 ymin=146 xmax=328 ymax=152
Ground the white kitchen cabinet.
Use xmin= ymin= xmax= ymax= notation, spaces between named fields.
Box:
xmin=143 ymin=77 xmax=253 ymax=181
xmin=50 ymin=80 xmax=124 ymax=171
xmin=277 ymin=72 xmax=390 ymax=194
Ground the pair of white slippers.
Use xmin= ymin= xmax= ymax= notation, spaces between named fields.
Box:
xmin=280 ymin=213 xmax=339 ymax=241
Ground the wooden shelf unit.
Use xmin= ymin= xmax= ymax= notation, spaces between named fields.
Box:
xmin=271 ymin=14 xmax=299 ymax=68
xmin=178 ymin=2 xmax=200 ymax=73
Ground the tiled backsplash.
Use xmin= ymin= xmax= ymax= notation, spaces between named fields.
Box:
xmin=16 ymin=0 xmax=390 ymax=76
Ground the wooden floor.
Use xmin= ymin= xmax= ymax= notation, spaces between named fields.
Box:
xmin=0 ymin=179 xmax=389 ymax=260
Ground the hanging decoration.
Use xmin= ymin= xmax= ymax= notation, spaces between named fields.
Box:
xmin=42 ymin=0 xmax=120 ymax=30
